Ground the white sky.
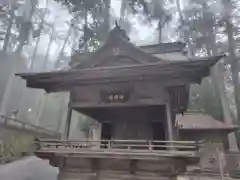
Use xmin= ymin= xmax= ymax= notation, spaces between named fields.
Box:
xmin=110 ymin=0 xmax=157 ymax=44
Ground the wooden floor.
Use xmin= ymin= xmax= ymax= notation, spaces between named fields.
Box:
xmin=0 ymin=114 xmax=61 ymax=138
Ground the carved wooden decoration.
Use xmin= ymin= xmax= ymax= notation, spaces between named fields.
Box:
xmin=100 ymin=90 xmax=130 ymax=103
xmin=112 ymin=47 xmax=120 ymax=56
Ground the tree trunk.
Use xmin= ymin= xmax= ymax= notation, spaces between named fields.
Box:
xmin=54 ymin=11 xmax=83 ymax=69
xmin=222 ymin=0 xmax=240 ymax=125
xmin=16 ymin=32 xmax=42 ymax=122
xmin=206 ymin=37 xmax=239 ymax=152
xmin=37 ymin=30 xmax=68 ymax=128
xmin=83 ymin=8 xmax=88 ymax=53
xmin=42 ymin=29 xmax=54 ymax=70
xmin=31 ymin=28 xmax=55 ymax=126
xmin=103 ymin=0 xmax=110 ymax=36
xmin=176 ymin=0 xmax=183 ymax=23
xmin=54 ymin=29 xmax=71 ymax=69
xmin=212 ymin=64 xmax=239 ymax=151
xmin=28 ymin=19 xmax=46 ymax=71
xmin=17 ymin=2 xmax=48 ymax=122
xmin=176 ymin=0 xmax=184 ymax=41
xmin=1 ymin=0 xmax=39 ymax=114
xmin=226 ymin=20 xmax=240 ymax=124
xmin=16 ymin=0 xmax=37 ymax=53
xmin=176 ymin=0 xmax=195 ymax=57
xmin=158 ymin=21 xmax=162 ymax=43
xmin=120 ymin=0 xmax=127 ymax=27
xmin=2 ymin=9 xmax=14 ymax=52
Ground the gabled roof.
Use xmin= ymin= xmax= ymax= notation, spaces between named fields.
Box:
xmin=70 ymin=41 xmax=186 ymax=67
xmin=176 ymin=112 xmax=239 ymax=132
xmin=72 ymin=31 xmax=163 ymax=69
xmin=69 ymin=25 xmax=188 ymax=69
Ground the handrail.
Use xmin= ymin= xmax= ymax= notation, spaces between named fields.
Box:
xmin=0 ymin=114 xmax=61 ymax=137
xmin=40 ymin=143 xmax=197 ymax=150
xmin=37 ymin=139 xmax=204 ymax=144
xmin=36 ymin=139 xmax=202 ymax=152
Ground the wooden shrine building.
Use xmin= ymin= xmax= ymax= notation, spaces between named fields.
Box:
xmin=16 ymin=25 xmax=225 ymax=180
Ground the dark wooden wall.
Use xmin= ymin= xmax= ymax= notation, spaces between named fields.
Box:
xmin=70 ymin=81 xmax=168 ymax=109
xmin=70 ymin=81 xmax=178 ymax=141
xmin=100 ymin=106 xmax=166 ymax=140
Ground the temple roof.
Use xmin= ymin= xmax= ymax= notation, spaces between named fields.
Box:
xmin=16 ymin=55 xmax=223 ymax=93
xmin=15 ymin=25 xmax=225 ymax=93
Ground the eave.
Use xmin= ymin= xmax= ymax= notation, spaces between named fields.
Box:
xmin=16 ymin=55 xmax=225 ymax=93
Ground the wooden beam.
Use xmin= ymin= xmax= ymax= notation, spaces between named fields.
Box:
xmin=36 ymin=149 xmax=198 ymax=159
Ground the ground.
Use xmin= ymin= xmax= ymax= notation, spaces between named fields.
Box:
xmin=0 ymin=156 xmax=59 ymax=180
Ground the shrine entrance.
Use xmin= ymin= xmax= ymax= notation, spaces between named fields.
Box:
xmin=152 ymin=121 xmax=166 ymax=150
xmin=83 ymin=105 xmax=167 ymax=141
xmin=152 ymin=122 xmax=166 ymax=141
xmin=101 ymin=122 xmax=113 ymax=140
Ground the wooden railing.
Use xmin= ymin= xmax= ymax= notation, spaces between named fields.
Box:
xmin=0 ymin=114 xmax=61 ymax=137
xmin=36 ymin=139 xmax=202 ymax=152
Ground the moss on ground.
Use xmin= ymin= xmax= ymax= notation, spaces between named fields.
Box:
xmin=0 ymin=130 xmax=35 ymax=163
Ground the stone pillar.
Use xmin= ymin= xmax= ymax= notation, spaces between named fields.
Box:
xmin=63 ymin=105 xmax=72 ymax=140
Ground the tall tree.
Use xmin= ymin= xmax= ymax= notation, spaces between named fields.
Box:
xmin=2 ymin=8 xmax=14 ymax=52
xmin=14 ymin=0 xmax=49 ymax=122
xmin=0 ymin=0 xmax=39 ymax=116
xmin=181 ymin=0 xmax=239 ymax=151
xmin=150 ymin=0 xmax=171 ymax=42
xmin=15 ymin=0 xmax=38 ymax=53
xmin=55 ymin=0 xmax=111 ymax=52
xmin=222 ymin=0 xmax=240 ymax=124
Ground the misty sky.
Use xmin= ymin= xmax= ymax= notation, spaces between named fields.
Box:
xmin=17 ymin=0 xmax=185 ymax=66
xmin=33 ymin=0 xmax=159 ymax=63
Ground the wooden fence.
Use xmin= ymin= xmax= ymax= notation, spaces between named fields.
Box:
xmin=35 ymin=139 xmax=203 ymax=159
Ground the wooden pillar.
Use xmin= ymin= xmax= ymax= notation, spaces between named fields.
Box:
xmin=92 ymin=123 xmax=101 ymax=149
xmin=166 ymin=102 xmax=174 ymax=141
xmin=63 ymin=105 xmax=72 ymax=140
